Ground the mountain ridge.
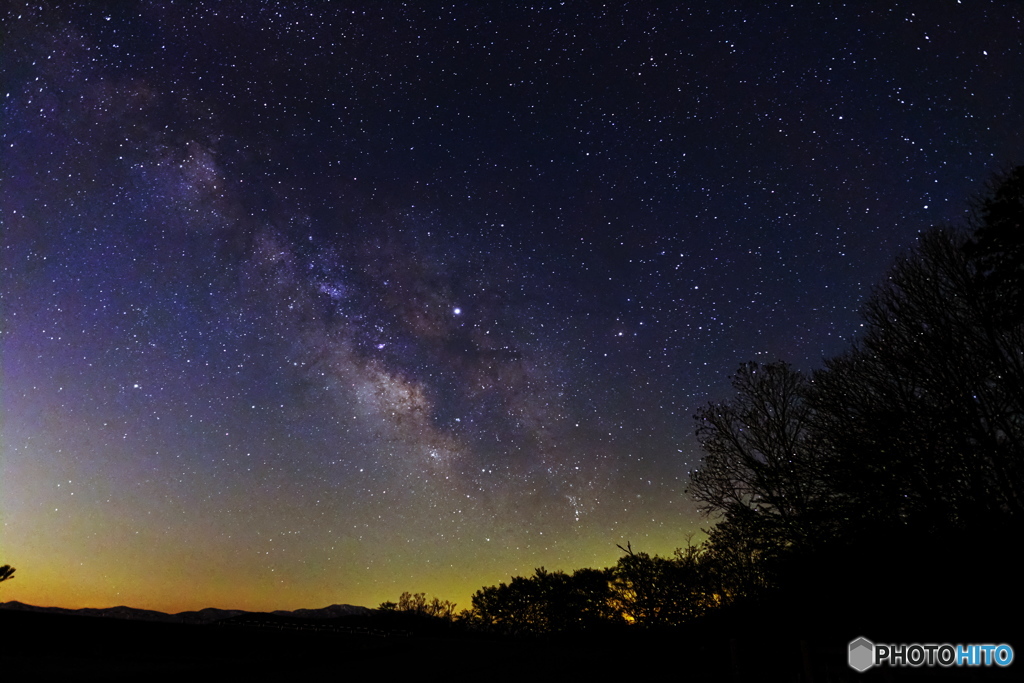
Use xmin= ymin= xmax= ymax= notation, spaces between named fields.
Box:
xmin=0 ymin=600 xmax=371 ymax=624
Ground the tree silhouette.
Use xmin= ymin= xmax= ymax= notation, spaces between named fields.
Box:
xmin=378 ymin=591 xmax=458 ymax=620
xmin=685 ymin=167 xmax=1024 ymax=611
xmin=470 ymin=566 xmax=622 ymax=634
xmin=611 ymin=542 xmax=720 ymax=625
xmin=965 ymin=166 xmax=1024 ymax=325
xmin=689 ymin=362 xmax=830 ymax=549
xmin=811 ymin=169 xmax=1024 ymax=528
xmin=471 ymin=571 xmax=550 ymax=634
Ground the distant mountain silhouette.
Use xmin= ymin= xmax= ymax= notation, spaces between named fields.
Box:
xmin=0 ymin=600 xmax=371 ymax=624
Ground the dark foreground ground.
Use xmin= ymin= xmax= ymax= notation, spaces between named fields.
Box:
xmin=5 ymin=529 xmax=1021 ymax=681
xmin=2 ymin=603 xmax=1020 ymax=682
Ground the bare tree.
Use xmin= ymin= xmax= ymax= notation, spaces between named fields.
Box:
xmin=689 ymin=362 xmax=826 ymax=547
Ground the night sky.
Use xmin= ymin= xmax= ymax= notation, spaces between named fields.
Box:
xmin=2 ymin=1 xmax=1022 ymax=613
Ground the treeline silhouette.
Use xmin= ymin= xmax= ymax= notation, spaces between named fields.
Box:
xmin=386 ymin=167 xmax=1024 ymax=639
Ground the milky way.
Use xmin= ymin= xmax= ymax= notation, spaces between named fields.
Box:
xmin=2 ymin=1 xmax=1021 ymax=611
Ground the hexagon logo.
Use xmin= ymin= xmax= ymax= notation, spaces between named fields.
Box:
xmin=849 ymin=637 xmax=875 ymax=672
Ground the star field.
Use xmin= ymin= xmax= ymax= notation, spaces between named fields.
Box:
xmin=1 ymin=1 xmax=1022 ymax=612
